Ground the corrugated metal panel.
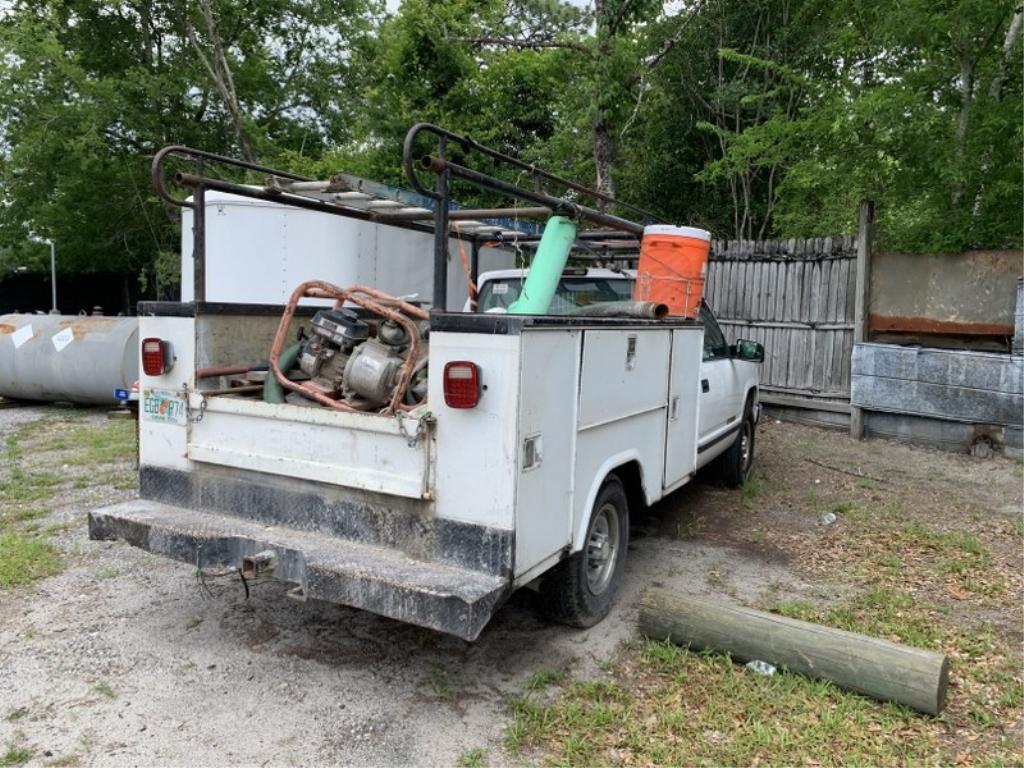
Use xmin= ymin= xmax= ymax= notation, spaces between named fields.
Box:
xmin=850 ymin=342 xmax=1024 ymax=426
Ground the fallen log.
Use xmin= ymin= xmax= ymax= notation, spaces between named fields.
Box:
xmin=639 ymin=588 xmax=949 ymax=715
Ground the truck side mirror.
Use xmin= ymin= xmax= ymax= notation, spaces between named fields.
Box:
xmin=735 ymin=339 xmax=764 ymax=363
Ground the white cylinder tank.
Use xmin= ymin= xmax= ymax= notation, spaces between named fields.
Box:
xmin=0 ymin=314 xmax=138 ymax=404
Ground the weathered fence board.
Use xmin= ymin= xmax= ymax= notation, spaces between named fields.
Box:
xmin=707 ymin=236 xmax=857 ymax=408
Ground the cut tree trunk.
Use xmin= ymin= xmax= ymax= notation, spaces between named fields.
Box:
xmin=639 ymin=588 xmax=950 ymax=715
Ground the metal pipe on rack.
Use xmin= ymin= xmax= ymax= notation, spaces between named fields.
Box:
xmin=376 ymin=206 xmax=552 ymax=222
xmin=418 ymin=156 xmax=645 ymax=236
xmin=401 ymin=123 xmax=663 ymax=223
xmin=172 ymin=172 xmax=438 ymax=239
xmin=433 ymin=137 xmax=450 ymax=311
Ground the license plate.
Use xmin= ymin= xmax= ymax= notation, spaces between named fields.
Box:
xmin=141 ymin=388 xmax=187 ymax=425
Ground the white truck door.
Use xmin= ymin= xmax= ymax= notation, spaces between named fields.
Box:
xmin=664 ymin=328 xmax=703 ymax=488
xmin=697 ymin=306 xmax=740 ymax=444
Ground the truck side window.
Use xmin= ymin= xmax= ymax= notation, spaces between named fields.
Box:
xmin=699 ymin=305 xmax=729 ymax=361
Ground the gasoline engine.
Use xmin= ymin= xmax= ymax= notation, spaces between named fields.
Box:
xmin=297 ymin=308 xmax=428 ymax=409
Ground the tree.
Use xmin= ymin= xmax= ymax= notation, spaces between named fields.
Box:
xmin=665 ymin=0 xmax=1022 ymax=248
xmin=0 ymin=0 xmax=379 ymax=294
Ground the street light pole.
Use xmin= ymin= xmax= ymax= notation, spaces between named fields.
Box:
xmin=29 ymin=234 xmax=57 ymax=313
xmin=48 ymin=239 xmax=56 ymax=313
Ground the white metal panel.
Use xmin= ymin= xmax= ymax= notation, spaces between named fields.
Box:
xmin=429 ymin=332 xmax=521 ymax=530
xmin=698 ymin=358 xmax=732 ymax=440
xmin=664 ymin=328 xmax=703 ymax=488
xmin=181 ymin=192 xmax=514 ymax=310
xmin=187 ymin=396 xmax=433 ymax=499
xmin=514 ymin=329 xmax=581 ymax=576
xmin=578 ymin=329 xmax=671 ymax=430
xmin=137 ymin=316 xmax=195 ymax=472
xmin=572 ymin=409 xmax=667 ymax=550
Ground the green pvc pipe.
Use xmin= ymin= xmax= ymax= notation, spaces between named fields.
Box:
xmin=508 ymin=215 xmax=577 ymax=314
xmin=263 ymin=342 xmax=302 ymax=404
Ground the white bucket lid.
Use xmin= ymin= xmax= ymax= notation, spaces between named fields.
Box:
xmin=643 ymin=224 xmax=711 ymax=241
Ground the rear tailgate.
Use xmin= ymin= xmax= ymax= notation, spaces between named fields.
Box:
xmin=186 ymin=394 xmax=434 ymax=499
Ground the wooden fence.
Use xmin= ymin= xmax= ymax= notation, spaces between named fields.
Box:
xmin=706 ymin=236 xmax=858 ymax=412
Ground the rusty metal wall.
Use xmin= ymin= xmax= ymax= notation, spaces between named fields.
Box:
xmin=706 ymin=236 xmax=857 ymax=409
xmin=869 ymin=250 xmax=1022 ymax=348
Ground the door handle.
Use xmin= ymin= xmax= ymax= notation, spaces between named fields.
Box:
xmin=701 ymin=378 xmax=710 ymax=393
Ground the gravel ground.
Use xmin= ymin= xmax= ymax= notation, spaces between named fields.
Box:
xmin=0 ymin=405 xmax=815 ymax=768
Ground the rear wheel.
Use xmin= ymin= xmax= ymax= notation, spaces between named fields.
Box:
xmin=540 ymin=475 xmax=629 ymax=628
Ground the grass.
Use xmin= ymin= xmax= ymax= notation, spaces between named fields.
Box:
xmin=0 ymin=747 xmax=32 ymax=767
xmin=0 ymin=532 xmax=61 ymax=588
xmin=92 ymin=681 xmax=117 ymax=700
xmin=0 ymin=412 xmax=137 ymax=591
xmin=456 ymin=748 xmax=487 ymax=768
xmin=0 ymin=469 xmax=63 ymax=504
xmin=32 ymin=420 xmax=136 ymax=466
xmin=508 ymin=585 xmax=1022 ymax=766
xmin=426 ymin=665 xmax=452 ymax=701
xmin=525 ymin=669 xmax=564 ymax=691
xmin=740 ymin=470 xmax=766 ymax=507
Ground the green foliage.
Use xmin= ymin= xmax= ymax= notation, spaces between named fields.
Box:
xmin=0 ymin=0 xmax=380 ymax=289
xmin=0 ymin=0 xmax=1018 ymax=292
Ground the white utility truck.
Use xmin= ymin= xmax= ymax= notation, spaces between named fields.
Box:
xmin=89 ymin=129 xmax=763 ymax=640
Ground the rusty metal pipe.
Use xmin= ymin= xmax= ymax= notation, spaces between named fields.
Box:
xmin=344 ymin=284 xmax=429 ymax=321
xmin=196 ymin=365 xmax=252 ymax=379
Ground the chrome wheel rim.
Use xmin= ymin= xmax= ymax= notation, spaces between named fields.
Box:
xmin=586 ymin=503 xmax=620 ymax=595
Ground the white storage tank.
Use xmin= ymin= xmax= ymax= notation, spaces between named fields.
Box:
xmin=180 ymin=191 xmax=515 ymax=308
xmin=0 ymin=314 xmax=138 ymax=404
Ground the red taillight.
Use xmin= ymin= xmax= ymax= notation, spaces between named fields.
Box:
xmin=443 ymin=361 xmax=480 ymax=409
xmin=141 ymin=337 xmax=173 ymax=376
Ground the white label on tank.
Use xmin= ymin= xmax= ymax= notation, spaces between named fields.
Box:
xmin=11 ymin=324 xmax=32 ymax=349
xmin=51 ymin=327 xmax=74 ymax=352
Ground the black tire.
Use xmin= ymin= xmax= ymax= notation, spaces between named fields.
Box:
xmin=540 ymin=475 xmax=629 ymax=628
xmin=718 ymin=403 xmax=756 ymax=488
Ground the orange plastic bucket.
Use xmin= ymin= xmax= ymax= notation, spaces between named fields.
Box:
xmin=633 ymin=225 xmax=711 ymax=318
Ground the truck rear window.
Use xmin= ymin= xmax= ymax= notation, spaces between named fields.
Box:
xmin=478 ymin=277 xmax=634 ymax=313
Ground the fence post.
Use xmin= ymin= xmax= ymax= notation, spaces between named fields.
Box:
xmin=850 ymin=200 xmax=874 ymax=439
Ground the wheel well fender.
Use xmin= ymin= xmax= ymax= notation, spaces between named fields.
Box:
xmin=745 ymin=386 xmax=759 ymax=419
xmin=572 ymin=453 xmax=649 ymax=552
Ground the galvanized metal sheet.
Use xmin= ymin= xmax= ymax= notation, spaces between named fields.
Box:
xmin=851 ymin=342 xmax=1024 ymax=426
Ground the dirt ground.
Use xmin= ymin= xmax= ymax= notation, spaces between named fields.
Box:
xmin=0 ymin=405 xmax=1021 ymax=766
